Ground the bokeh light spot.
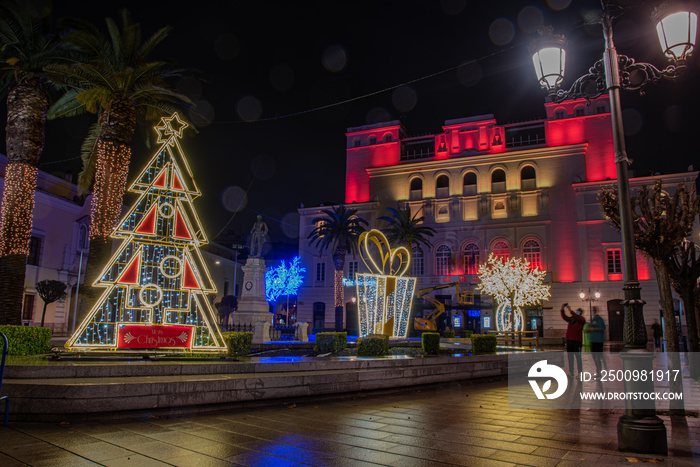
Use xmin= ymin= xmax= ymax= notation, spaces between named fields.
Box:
xmin=281 ymin=212 xmax=300 ymax=239
xmin=189 ymin=99 xmax=214 ymax=127
xmin=215 ymin=33 xmax=240 ymax=60
xmin=237 ymin=95 xmax=263 ymax=122
xmin=221 ymin=186 xmax=247 ymax=213
xmin=489 ymin=18 xmax=515 ymax=46
xmin=322 ymin=44 xmax=348 ymax=72
xmin=622 ymin=108 xmax=643 ymax=136
xmin=440 ymin=0 xmax=466 ymax=15
xmin=546 ymin=0 xmax=572 ymax=11
xmin=269 ymin=64 xmax=295 ymax=91
xmin=518 ymin=6 xmax=544 ymax=34
xmin=458 ymin=61 xmax=483 ymax=87
xmin=366 ymin=107 xmax=392 ymax=124
xmin=250 ymin=153 xmax=276 ymax=180
xmin=664 ymin=105 xmax=684 ymax=132
xmin=392 ymin=86 xmax=417 ymax=113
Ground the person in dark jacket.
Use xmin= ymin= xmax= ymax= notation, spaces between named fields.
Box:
xmin=561 ymin=303 xmax=585 ymax=377
xmin=586 ymin=307 xmax=606 ymax=374
xmin=651 ymin=319 xmax=663 ymax=351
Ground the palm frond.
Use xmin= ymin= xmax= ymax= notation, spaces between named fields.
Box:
xmin=76 ymin=122 xmax=102 ymax=193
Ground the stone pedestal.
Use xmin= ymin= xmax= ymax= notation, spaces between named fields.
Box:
xmin=234 ymin=257 xmax=271 ymax=342
xmin=295 ymin=322 xmax=309 ymax=342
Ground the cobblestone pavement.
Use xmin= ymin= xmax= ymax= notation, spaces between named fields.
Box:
xmin=0 ymin=378 xmax=698 ymax=466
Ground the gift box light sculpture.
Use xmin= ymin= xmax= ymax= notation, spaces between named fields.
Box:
xmin=66 ymin=113 xmax=226 ymax=352
xmin=476 ymin=253 xmax=550 ymax=332
xmin=355 ymin=230 xmax=416 ymax=338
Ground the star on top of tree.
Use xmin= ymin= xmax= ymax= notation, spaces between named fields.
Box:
xmin=155 ymin=113 xmax=189 ymax=144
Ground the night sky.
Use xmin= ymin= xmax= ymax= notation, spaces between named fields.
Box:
xmin=14 ymin=0 xmax=700 ymax=248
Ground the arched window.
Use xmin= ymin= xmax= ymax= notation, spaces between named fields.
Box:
xmin=78 ymin=225 xmax=89 ymax=250
xmin=412 ymin=246 xmax=424 ymax=276
xmin=492 ymin=240 xmax=509 ymax=260
xmin=383 ymin=134 xmax=393 ymax=143
xmin=410 ymin=178 xmax=423 ymax=200
xmin=521 ymin=166 xmax=536 ymax=191
xmin=463 ymin=172 xmax=477 ymax=196
xmin=574 ymin=106 xmax=585 ymax=117
xmin=523 ymin=239 xmax=542 ymax=270
xmin=463 ymin=243 xmax=480 ymax=275
xmin=491 ymin=169 xmax=506 ymax=193
xmin=369 ymin=136 xmax=377 ymax=145
xmin=435 ymin=245 xmax=452 ymax=276
xmin=436 ymin=175 xmax=450 ymax=198
xmin=554 ymin=109 xmax=566 ymax=119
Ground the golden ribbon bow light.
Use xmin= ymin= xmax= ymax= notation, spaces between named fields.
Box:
xmin=359 ymin=230 xmax=411 ymax=277
xmin=355 ymin=229 xmax=415 ymax=338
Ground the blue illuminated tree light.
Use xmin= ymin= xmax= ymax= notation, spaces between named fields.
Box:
xmin=265 ymin=256 xmax=305 ymax=304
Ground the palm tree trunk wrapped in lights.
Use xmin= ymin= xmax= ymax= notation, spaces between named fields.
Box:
xmin=308 ymin=205 xmax=367 ymax=331
xmin=0 ymin=0 xmax=67 ymax=324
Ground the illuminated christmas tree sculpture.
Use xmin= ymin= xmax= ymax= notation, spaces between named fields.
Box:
xmin=66 ymin=113 xmax=226 ymax=352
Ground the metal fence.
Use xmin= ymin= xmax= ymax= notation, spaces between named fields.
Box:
xmin=220 ymin=323 xmax=254 ymax=333
xmin=270 ymin=325 xmax=295 ymax=341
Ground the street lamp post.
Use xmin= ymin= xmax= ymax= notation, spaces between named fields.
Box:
xmin=529 ymin=1 xmax=696 ymax=455
xmin=579 ymin=288 xmax=601 ymax=321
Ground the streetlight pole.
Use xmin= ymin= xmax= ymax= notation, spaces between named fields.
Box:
xmin=579 ymin=288 xmax=600 ymax=321
xmin=529 ymin=1 xmax=696 ymax=455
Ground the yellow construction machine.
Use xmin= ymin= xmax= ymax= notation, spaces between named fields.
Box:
xmin=414 ymin=282 xmax=474 ymax=332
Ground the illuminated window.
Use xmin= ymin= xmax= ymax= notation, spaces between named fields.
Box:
xmin=574 ymin=106 xmax=585 ymax=117
xmin=491 ymin=169 xmax=506 ymax=193
xmin=316 ymin=262 xmax=326 ymax=283
xmin=463 ymin=172 xmax=477 ymax=196
xmin=436 ymin=175 xmax=450 ymax=198
xmin=27 ymin=236 xmax=42 ymax=266
xmin=607 ymin=249 xmax=622 ymax=274
xmin=523 ymin=239 xmax=542 ymax=269
xmin=492 ymin=240 xmax=509 ymax=260
xmin=410 ymin=178 xmax=423 ymax=200
xmin=22 ymin=294 xmax=34 ymax=321
xmin=521 ymin=166 xmax=536 ymax=191
xmin=346 ymin=261 xmax=358 ymax=280
xmin=435 ymin=245 xmax=452 ymax=276
xmin=412 ymin=246 xmax=424 ymax=276
xmin=463 ymin=243 xmax=480 ymax=274
xmin=368 ymin=136 xmax=377 ymax=145
xmin=383 ymin=134 xmax=393 ymax=143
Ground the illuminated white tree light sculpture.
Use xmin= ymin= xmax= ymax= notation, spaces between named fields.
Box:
xmin=476 ymin=253 xmax=551 ymax=332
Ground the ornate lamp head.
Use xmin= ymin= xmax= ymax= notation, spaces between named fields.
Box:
xmin=529 ymin=26 xmax=568 ymax=92
xmin=652 ymin=1 xmax=698 ymax=62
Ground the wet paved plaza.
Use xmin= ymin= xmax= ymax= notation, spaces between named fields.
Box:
xmin=1 ymin=378 xmax=698 ymax=466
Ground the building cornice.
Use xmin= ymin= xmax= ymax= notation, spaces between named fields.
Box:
xmin=365 ymin=143 xmax=589 ymax=177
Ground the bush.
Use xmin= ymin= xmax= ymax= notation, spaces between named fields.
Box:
xmin=314 ymin=332 xmax=347 ymax=354
xmin=443 ymin=330 xmax=455 ymax=338
xmin=421 ymin=332 xmax=441 ymax=355
xmin=471 ymin=334 xmax=497 ymax=354
xmin=461 ymin=330 xmax=474 ymax=338
xmin=222 ymin=331 xmax=252 ymax=358
xmin=357 ymin=334 xmax=389 ymax=357
xmin=0 ymin=325 xmax=52 ymax=356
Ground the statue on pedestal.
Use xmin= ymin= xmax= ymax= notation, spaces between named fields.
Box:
xmin=248 ymin=215 xmax=268 ymax=257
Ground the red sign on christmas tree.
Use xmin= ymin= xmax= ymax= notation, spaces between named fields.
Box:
xmin=67 ymin=114 xmax=226 ymax=352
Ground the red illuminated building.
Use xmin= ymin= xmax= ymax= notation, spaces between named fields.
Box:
xmin=297 ymin=95 xmax=698 ymax=339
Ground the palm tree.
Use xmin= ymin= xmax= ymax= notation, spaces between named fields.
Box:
xmin=308 ymin=205 xmax=367 ymax=331
xmin=0 ymin=1 xmax=69 ymax=324
xmin=378 ymin=206 xmax=436 ymax=255
xmin=45 ymin=11 xmax=194 ymax=323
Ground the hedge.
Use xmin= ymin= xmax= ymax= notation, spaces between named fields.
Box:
xmin=421 ymin=332 xmax=441 ymax=355
xmin=0 ymin=325 xmax=52 ymax=356
xmin=222 ymin=331 xmax=253 ymax=358
xmin=315 ymin=332 xmax=347 ymax=354
xmin=357 ymin=334 xmax=389 ymax=357
xmin=443 ymin=330 xmax=455 ymax=338
xmin=461 ymin=330 xmax=474 ymax=338
xmin=471 ymin=334 xmax=497 ymax=354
